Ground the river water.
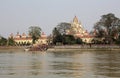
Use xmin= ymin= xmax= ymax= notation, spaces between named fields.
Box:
xmin=0 ymin=50 xmax=120 ymax=78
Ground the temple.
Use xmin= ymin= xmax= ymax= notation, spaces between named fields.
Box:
xmin=66 ymin=16 xmax=93 ymax=43
xmin=9 ymin=16 xmax=95 ymax=45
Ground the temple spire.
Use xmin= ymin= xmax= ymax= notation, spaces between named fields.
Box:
xmin=73 ymin=16 xmax=78 ymax=23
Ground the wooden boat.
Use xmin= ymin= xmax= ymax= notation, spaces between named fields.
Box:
xmin=24 ymin=44 xmax=48 ymax=52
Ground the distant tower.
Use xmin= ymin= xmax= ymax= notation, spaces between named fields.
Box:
xmin=73 ymin=16 xmax=79 ymax=23
xmin=69 ymin=16 xmax=85 ymax=35
xmin=66 ymin=16 xmax=93 ymax=43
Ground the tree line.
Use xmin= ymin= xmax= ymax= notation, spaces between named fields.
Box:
xmin=52 ymin=23 xmax=83 ymax=45
xmin=0 ymin=36 xmax=15 ymax=46
xmin=0 ymin=13 xmax=120 ymax=46
xmin=92 ymin=13 xmax=120 ymax=44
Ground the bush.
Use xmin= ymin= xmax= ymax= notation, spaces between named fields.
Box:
xmin=76 ymin=38 xmax=83 ymax=44
xmin=0 ymin=37 xmax=7 ymax=46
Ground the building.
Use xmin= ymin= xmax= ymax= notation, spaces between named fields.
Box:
xmin=9 ymin=32 xmax=48 ymax=46
xmin=35 ymin=32 xmax=48 ymax=46
xmin=66 ymin=16 xmax=94 ymax=43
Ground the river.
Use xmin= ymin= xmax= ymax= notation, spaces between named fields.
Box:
xmin=0 ymin=50 xmax=120 ymax=78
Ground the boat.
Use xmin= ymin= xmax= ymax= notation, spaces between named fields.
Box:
xmin=24 ymin=44 xmax=48 ymax=52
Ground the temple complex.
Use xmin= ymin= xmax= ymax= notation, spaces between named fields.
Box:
xmin=9 ymin=16 xmax=95 ymax=45
xmin=66 ymin=16 xmax=93 ymax=43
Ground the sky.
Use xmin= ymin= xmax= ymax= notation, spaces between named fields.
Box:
xmin=0 ymin=0 xmax=120 ymax=37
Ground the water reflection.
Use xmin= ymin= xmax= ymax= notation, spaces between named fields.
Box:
xmin=47 ymin=51 xmax=97 ymax=78
xmin=93 ymin=51 xmax=120 ymax=77
xmin=0 ymin=51 xmax=120 ymax=78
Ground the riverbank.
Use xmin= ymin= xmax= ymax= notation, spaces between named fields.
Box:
xmin=0 ymin=46 xmax=25 ymax=52
xmin=48 ymin=48 xmax=120 ymax=52
xmin=47 ymin=45 xmax=120 ymax=52
xmin=0 ymin=45 xmax=120 ymax=52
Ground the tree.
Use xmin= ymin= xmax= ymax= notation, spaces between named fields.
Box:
xmin=7 ymin=37 xmax=15 ymax=46
xmin=93 ymin=13 xmax=120 ymax=44
xmin=52 ymin=27 xmax=61 ymax=37
xmin=63 ymin=35 xmax=76 ymax=45
xmin=0 ymin=37 xmax=7 ymax=46
xmin=56 ymin=22 xmax=71 ymax=35
xmin=52 ymin=22 xmax=71 ymax=45
xmin=29 ymin=26 xmax=41 ymax=44
xmin=76 ymin=38 xmax=83 ymax=44
xmin=116 ymin=35 xmax=120 ymax=44
xmin=52 ymin=27 xmax=62 ymax=45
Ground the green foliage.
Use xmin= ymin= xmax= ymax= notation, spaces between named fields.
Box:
xmin=52 ymin=27 xmax=61 ymax=37
xmin=52 ymin=27 xmax=62 ymax=45
xmin=115 ymin=36 xmax=120 ymax=44
xmin=8 ymin=37 xmax=15 ymax=46
xmin=116 ymin=40 xmax=120 ymax=44
xmin=53 ymin=34 xmax=63 ymax=45
xmin=76 ymin=38 xmax=83 ymax=44
xmin=93 ymin=13 xmax=120 ymax=44
xmin=52 ymin=22 xmax=72 ymax=45
xmin=63 ymin=35 xmax=76 ymax=45
xmin=0 ymin=37 xmax=7 ymax=46
xmin=52 ymin=22 xmax=83 ymax=45
xmin=52 ymin=34 xmax=83 ymax=45
xmin=29 ymin=26 xmax=41 ymax=44
xmin=56 ymin=22 xmax=71 ymax=35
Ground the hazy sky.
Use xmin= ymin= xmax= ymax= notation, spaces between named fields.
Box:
xmin=0 ymin=0 xmax=120 ymax=37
